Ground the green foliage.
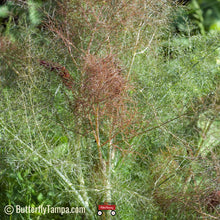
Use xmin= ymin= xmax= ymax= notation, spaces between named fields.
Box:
xmin=0 ymin=1 xmax=220 ymax=219
xmin=28 ymin=0 xmax=42 ymax=26
xmin=0 ymin=5 xmax=9 ymax=18
xmin=191 ymin=0 xmax=220 ymax=33
xmin=171 ymin=0 xmax=220 ymax=35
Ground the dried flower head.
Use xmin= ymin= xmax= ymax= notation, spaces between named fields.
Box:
xmin=74 ymin=54 xmax=137 ymax=135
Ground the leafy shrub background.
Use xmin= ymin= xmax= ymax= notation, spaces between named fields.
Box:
xmin=0 ymin=0 xmax=219 ymax=219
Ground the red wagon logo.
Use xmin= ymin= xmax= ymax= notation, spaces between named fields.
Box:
xmin=97 ymin=202 xmax=116 ymax=216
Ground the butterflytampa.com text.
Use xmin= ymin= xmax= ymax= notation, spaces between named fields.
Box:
xmin=15 ymin=205 xmax=85 ymax=215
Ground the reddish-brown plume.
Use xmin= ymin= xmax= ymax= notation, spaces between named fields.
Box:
xmin=205 ymin=190 xmax=220 ymax=212
xmin=39 ymin=60 xmax=75 ymax=89
xmin=72 ymin=54 xmax=138 ymax=136
xmin=75 ymin=54 xmax=131 ymax=117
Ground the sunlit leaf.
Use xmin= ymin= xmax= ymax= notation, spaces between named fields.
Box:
xmin=0 ymin=6 xmax=9 ymax=18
